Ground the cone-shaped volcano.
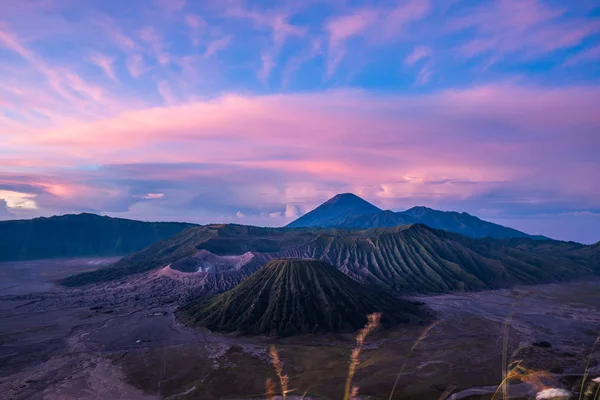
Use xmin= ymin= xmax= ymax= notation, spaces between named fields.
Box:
xmin=178 ymin=258 xmax=423 ymax=336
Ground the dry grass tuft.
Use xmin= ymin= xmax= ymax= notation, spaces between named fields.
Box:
xmin=501 ymin=313 xmax=514 ymax=400
xmin=584 ymin=377 xmax=600 ymax=400
xmin=491 ymin=360 xmax=553 ymax=400
xmin=438 ymin=384 xmax=458 ymax=400
xmin=350 ymin=386 xmax=359 ymax=400
xmin=580 ymin=336 xmax=600 ymax=400
xmin=265 ymin=377 xmax=277 ymax=400
xmin=269 ymin=345 xmax=290 ymax=400
xmin=259 ymin=312 xmax=594 ymax=400
xmin=343 ymin=312 xmax=381 ymax=400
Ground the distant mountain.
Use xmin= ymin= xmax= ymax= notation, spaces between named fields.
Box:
xmin=400 ymin=206 xmax=549 ymax=240
xmin=63 ymin=223 xmax=598 ymax=293
xmin=177 ymin=258 xmax=424 ymax=336
xmin=287 ymin=194 xmax=548 ymax=240
xmin=0 ymin=213 xmax=196 ymax=261
xmin=286 ymin=193 xmax=381 ymax=228
xmin=341 ymin=206 xmax=548 ymax=240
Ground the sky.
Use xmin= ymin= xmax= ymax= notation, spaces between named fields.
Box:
xmin=1 ymin=0 xmax=599 ymax=243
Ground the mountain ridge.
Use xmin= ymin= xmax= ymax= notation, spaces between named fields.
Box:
xmin=0 ymin=213 xmax=197 ymax=261
xmin=62 ymin=223 xmax=599 ymax=294
xmin=1 ymin=194 xmax=554 ymax=263
xmin=288 ymin=193 xmax=549 ymax=240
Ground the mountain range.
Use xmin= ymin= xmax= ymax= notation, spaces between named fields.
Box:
xmin=62 ymin=222 xmax=598 ymax=294
xmin=2 ymin=194 xmax=551 ymax=263
xmin=177 ymin=258 xmax=424 ymax=336
xmin=287 ymin=193 xmax=548 ymax=240
xmin=0 ymin=213 xmax=196 ymax=261
xmin=34 ymin=194 xmax=600 ymax=339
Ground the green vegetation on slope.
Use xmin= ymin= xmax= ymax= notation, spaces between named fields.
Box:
xmin=177 ymin=258 xmax=423 ymax=336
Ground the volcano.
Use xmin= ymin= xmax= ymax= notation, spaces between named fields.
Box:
xmin=286 ymin=193 xmax=382 ymax=228
xmin=177 ymin=258 xmax=423 ymax=336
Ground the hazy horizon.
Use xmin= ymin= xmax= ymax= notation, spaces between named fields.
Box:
xmin=2 ymin=192 xmax=598 ymax=244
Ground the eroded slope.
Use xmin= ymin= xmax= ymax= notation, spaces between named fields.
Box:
xmin=63 ymin=224 xmax=598 ymax=294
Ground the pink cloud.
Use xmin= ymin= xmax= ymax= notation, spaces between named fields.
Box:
xmin=284 ymin=204 xmax=300 ymax=219
xmin=0 ymin=26 xmax=109 ymax=112
xmin=529 ymin=21 xmax=600 ymax=54
xmin=25 ymin=85 xmax=598 ymax=152
xmin=157 ymin=81 xmax=177 ymax=105
xmin=226 ymin=6 xmax=306 ymax=49
xmin=257 ymin=51 xmax=275 ymax=83
xmin=154 ymin=0 xmax=187 ymax=12
xmin=404 ymin=46 xmax=434 ymax=84
xmin=11 ymin=84 xmax=596 ymax=215
xmin=281 ymin=38 xmax=323 ymax=87
xmin=137 ymin=193 xmax=165 ymax=199
xmin=268 ymin=14 xmax=307 ymax=48
xmin=223 ymin=5 xmax=306 ymax=80
xmin=0 ymin=24 xmax=38 ymax=61
xmin=185 ymin=13 xmax=207 ymax=46
xmin=563 ymin=44 xmax=600 ymax=66
xmin=433 ymin=84 xmax=600 ymax=130
xmin=451 ymin=0 xmax=600 ymax=58
xmin=404 ymin=46 xmax=432 ymax=65
xmin=89 ymin=53 xmax=117 ymax=81
xmin=416 ymin=64 xmax=433 ymax=84
xmin=326 ymin=8 xmax=379 ymax=76
xmin=95 ymin=16 xmax=138 ymax=52
xmin=126 ymin=54 xmax=147 ymax=78
xmin=449 ymin=0 xmax=563 ymax=34
xmin=380 ymin=0 xmax=431 ymax=38
xmin=204 ymin=35 xmax=232 ymax=58
xmin=325 ymin=1 xmax=431 ymax=76
xmin=139 ymin=27 xmax=170 ymax=65
xmin=327 ymin=9 xmax=380 ymax=48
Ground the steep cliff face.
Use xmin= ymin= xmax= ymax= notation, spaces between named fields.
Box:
xmin=63 ymin=223 xmax=598 ymax=295
xmin=177 ymin=259 xmax=423 ymax=336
